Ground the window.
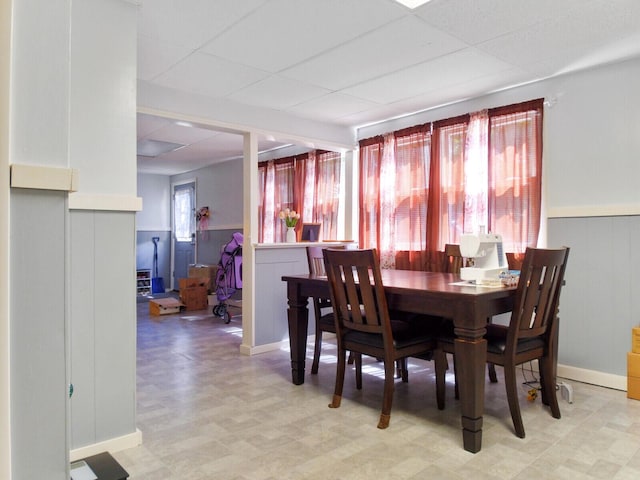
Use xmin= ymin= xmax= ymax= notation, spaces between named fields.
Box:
xmin=258 ymin=151 xmax=343 ymax=242
xmin=174 ymin=183 xmax=195 ymax=242
xmin=359 ymin=99 xmax=543 ymax=270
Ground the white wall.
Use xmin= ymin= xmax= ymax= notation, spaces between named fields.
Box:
xmin=7 ymin=1 xmax=140 ymax=478
xmin=136 ymin=173 xmax=171 ymax=232
xmin=172 ymin=159 xmax=244 ymax=229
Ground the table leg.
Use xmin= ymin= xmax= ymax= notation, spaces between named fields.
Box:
xmin=454 ymin=331 xmax=487 ymax=454
xmin=287 ymin=283 xmax=309 ymax=385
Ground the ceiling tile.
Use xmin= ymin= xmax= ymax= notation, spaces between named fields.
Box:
xmin=341 ymin=48 xmax=514 ymax=104
xmin=200 ymin=0 xmax=407 ymax=72
xmin=478 ymin=0 xmax=640 ymax=69
xmin=137 ymin=35 xmax=193 ymax=81
xmin=417 ymin=0 xmax=587 ymax=45
xmin=153 ymin=52 xmax=269 ymax=98
xmin=281 ymin=15 xmax=468 ymax=90
xmin=286 ymin=93 xmax=380 ymax=123
xmin=227 ymin=75 xmax=330 ymax=110
xmin=137 ymin=0 xmax=268 ymax=50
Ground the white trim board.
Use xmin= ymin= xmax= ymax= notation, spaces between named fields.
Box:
xmin=548 ymin=205 xmax=640 ymax=218
xmin=69 ymin=429 xmax=142 ymax=462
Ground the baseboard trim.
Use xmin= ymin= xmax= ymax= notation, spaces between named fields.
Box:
xmin=240 ymin=339 xmax=289 ymax=356
xmin=557 ymin=364 xmax=626 ymax=391
xmin=69 ymin=429 xmax=143 ymax=462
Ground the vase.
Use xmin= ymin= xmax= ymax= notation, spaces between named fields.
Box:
xmin=286 ymin=226 xmax=297 ymax=243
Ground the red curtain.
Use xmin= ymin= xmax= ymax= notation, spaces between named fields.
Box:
xmin=393 ymin=125 xmax=430 ymax=270
xmin=258 ymin=151 xmax=341 ymax=242
xmin=359 ymin=99 xmax=543 ymax=270
xmin=427 ymin=115 xmax=469 ymax=269
xmin=313 ymin=150 xmax=342 ymax=240
xmin=358 ymin=136 xmax=384 ymax=253
xmin=488 ymin=99 xmax=543 ymax=261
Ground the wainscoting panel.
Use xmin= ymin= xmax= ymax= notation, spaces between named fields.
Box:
xmin=548 ymin=215 xmax=640 ymax=379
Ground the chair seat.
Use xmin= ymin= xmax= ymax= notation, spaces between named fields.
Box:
xmin=484 ymin=324 xmax=545 ymax=355
xmin=437 ymin=323 xmax=545 ymax=355
xmin=317 ymin=312 xmax=335 ymax=328
xmin=345 ymin=320 xmax=433 ymax=350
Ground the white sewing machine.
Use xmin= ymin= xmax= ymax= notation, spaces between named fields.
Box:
xmin=459 ymin=233 xmax=508 ymax=284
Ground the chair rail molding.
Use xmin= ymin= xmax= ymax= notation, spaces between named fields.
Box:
xmin=10 ymin=163 xmax=78 ymax=192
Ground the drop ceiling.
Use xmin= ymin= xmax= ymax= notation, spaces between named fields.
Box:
xmin=137 ymin=0 xmax=640 ymax=175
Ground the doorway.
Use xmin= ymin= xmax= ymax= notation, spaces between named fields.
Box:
xmin=172 ymin=181 xmax=196 ymax=289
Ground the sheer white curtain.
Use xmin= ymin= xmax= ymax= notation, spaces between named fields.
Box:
xmin=379 ymin=133 xmax=397 ymax=269
xmin=463 ymin=110 xmax=489 ymax=235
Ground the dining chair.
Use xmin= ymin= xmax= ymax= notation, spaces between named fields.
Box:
xmin=323 ymin=248 xmax=436 ymax=429
xmin=434 ymin=246 xmax=570 ymax=438
xmin=307 ymin=246 xmax=341 ymax=374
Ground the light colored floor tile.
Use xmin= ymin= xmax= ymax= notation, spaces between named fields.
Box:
xmin=111 ymin=301 xmax=640 ymax=479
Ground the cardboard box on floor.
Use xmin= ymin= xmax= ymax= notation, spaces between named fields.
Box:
xmin=179 ymin=277 xmax=210 ymax=311
xmin=188 ymin=264 xmax=219 ymax=288
xmin=149 ymin=297 xmax=182 ymax=316
xmin=628 ymin=352 xmax=640 ymax=400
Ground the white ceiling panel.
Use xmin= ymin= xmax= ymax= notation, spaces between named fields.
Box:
xmin=281 ymin=15 xmax=468 ymax=91
xmin=342 ymin=48 xmax=517 ymax=104
xmin=200 ymin=0 xmax=407 ymax=73
xmin=478 ymin=0 xmax=640 ymax=69
xmin=137 ymin=0 xmax=268 ymax=50
xmin=153 ymin=52 xmax=269 ymax=98
xmin=286 ymin=92 xmax=380 ymax=124
xmin=416 ymin=0 xmax=587 ymax=45
xmin=227 ymin=75 xmax=330 ymax=110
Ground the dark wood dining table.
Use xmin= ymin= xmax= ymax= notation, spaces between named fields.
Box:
xmin=281 ymin=269 xmax=517 ymax=453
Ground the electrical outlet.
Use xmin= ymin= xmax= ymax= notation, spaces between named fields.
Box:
xmin=558 ymin=382 xmax=573 ymax=403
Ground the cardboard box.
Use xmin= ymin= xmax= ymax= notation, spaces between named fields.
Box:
xmin=633 ymin=327 xmax=640 ymax=354
xmin=179 ymin=277 xmax=210 ymax=291
xmin=189 ymin=264 xmax=219 ymax=287
xmin=180 ymin=286 xmax=209 ymax=311
xmin=627 ymin=351 xmax=640 ymax=400
xmin=628 ymin=375 xmax=640 ymax=400
xmin=149 ymin=297 xmax=182 ymax=316
xmin=628 ymin=352 xmax=640 ymax=378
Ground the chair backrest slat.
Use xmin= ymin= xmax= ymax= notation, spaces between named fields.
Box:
xmin=443 ymin=244 xmax=464 ymax=274
xmin=324 ymin=248 xmax=390 ymax=336
xmin=508 ymin=247 xmax=569 ymax=350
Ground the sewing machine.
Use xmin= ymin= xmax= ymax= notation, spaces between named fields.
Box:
xmin=459 ymin=233 xmax=509 ymax=284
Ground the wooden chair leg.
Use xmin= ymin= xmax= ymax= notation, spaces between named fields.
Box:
xmin=354 ymin=353 xmax=363 ymax=390
xmin=378 ymin=359 xmax=395 ymax=429
xmin=503 ymin=363 xmax=525 ymax=438
xmin=434 ymin=350 xmax=448 ymax=410
xmin=539 ymin=355 xmax=561 ymax=419
xmin=329 ymin=348 xmax=347 ymax=409
xmin=453 ymin=355 xmax=459 ymax=400
xmin=311 ymin=330 xmax=322 ymax=374
xmin=396 ymin=358 xmax=408 ymax=382
xmin=488 ymin=363 xmax=498 ymax=383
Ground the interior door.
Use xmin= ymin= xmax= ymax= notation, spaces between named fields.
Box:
xmin=173 ymin=181 xmax=196 ymax=289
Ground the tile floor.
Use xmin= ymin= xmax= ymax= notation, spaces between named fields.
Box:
xmin=113 ymin=301 xmax=640 ymax=479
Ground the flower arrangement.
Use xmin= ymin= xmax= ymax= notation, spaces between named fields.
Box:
xmin=279 ymin=208 xmax=300 ymax=228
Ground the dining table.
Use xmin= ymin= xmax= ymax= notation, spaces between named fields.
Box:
xmin=281 ymin=269 xmax=518 ymax=453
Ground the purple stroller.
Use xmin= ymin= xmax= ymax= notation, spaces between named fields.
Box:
xmin=212 ymin=232 xmax=243 ymax=323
